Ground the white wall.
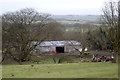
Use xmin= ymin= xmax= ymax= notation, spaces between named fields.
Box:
xmin=34 ymin=45 xmax=82 ymax=53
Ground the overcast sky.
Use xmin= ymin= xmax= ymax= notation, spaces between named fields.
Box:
xmin=0 ymin=0 xmax=118 ymax=15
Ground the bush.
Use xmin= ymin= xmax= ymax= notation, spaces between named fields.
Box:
xmin=84 ymin=51 xmax=90 ymax=55
xmin=30 ymin=56 xmax=80 ymax=64
xmin=58 ymin=56 xmax=79 ymax=63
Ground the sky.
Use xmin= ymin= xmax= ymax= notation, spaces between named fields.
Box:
xmin=0 ymin=0 xmax=118 ymax=15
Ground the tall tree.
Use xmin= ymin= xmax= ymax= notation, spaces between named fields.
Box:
xmin=102 ymin=1 xmax=119 ymax=53
xmin=117 ymin=1 xmax=120 ymax=55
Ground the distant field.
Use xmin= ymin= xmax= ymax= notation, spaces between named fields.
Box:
xmin=3 ymin=63 xmax=118 ymax=78
xmin=51 ymin=15 xmax=100 ymax=24
xmin=57 ymin=20 xmax=85 ymax=24
xmin=64 ymin=26 xmax=99 ymax=32
xmin=64 ymin=27 xmax=91 ymax=32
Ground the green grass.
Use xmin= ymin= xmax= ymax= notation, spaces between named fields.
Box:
xmin=2 ymin=63 xmax=118 ymax=78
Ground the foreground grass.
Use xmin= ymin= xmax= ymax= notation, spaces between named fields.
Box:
xmin=2 ymin=62 xmax=118 ymax=78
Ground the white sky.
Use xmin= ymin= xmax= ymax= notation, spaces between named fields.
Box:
xmin=0 ymin=0 xmax=118 ymax=15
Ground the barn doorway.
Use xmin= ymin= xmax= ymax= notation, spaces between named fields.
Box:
xmin=56 ymin=47 xmax=64 ymax=53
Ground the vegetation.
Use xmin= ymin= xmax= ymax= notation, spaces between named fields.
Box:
xmin=2 ymin=8 xmax=64 ymax=64
xmin=3 ymin=63 xmax=118 ymax=78
xmin=2 ymin=8 xmax=50 ymax=64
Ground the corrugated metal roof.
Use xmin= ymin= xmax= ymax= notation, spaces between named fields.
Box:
xmin=32 ymin=41 xmax=81 ymax=46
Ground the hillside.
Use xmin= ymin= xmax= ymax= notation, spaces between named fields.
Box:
xmin=50 ymin=15 xmax=101 ymax=24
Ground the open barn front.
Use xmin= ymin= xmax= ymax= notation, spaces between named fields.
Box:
xmin=56 ymin=47 xmax=64 ymax=53
xmin=31 ymin=41 xmax=82 ymax=54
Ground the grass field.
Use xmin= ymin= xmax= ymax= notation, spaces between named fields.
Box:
xmin=2 ymin=62 xmax=118 ymax=78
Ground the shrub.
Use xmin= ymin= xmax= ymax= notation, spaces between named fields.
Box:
xmin=84 ymin=51 xmax=90 ymax=55
xmin=58 ymin=56 xmax=79 ymax=63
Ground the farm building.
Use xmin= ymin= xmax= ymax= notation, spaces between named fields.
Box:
xmin=31 ymin=41 xmax=83 ymax=54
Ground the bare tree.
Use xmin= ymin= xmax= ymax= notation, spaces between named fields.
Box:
xmin=42 ymin=22 xmax=64 ymax=41
xmin=2 ymin=8 xmax=50 ymax=64
xmin=101 ymin=1 xmax=120 ymax=63
xmin=117 ymin=1 xmax=120 ymax=55
xmin=0 ymin=16 xmax=1 ymax=42
xmin=103 ymin=2 xmax=119 ymax=50
xmin=102 ymin=1 xmax=118 ymax=27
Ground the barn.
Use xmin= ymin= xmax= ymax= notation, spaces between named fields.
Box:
xmin=32 ymin=41 xmax=83 ymax=54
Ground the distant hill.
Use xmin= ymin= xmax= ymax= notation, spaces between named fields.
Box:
xmin=50 ymin=15 xmax=101 ymax=24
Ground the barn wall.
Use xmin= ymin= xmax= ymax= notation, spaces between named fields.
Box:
xmin=65 ymin=46 xmax=82 ymax=53
xmin=35 ymin=46 xmax=56 ymax=52
xmin=34 ymin=45 xmax=82 ymax=53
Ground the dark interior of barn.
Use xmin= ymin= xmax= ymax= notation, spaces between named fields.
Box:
xmin=56 ymin=47 xmax=64 ymax=53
